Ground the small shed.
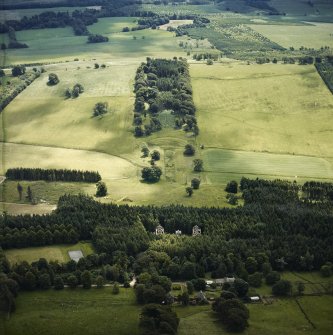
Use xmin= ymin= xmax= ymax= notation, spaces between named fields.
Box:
xmin=175 ymin=230 xmax=182 ymax=235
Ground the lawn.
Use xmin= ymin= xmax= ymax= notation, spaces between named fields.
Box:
xmin=4 ymin=241 xmax=94 ymax=264
xmin=191 ymin=62 xmax=333 ymax=158
xmin=249 ymin=22 xmax=333 ymax=49
xmin=0 ymin=288 xmax=141 ymax=335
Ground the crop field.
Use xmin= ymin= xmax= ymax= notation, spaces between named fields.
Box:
xmin=190 ymin=62 xmax=333 ymax=158
xmin=203 ymin=149 xmax=333 ymax=183
xmin=4 ymin=241 xmax=94 ymax=264
xmin=249 ymin=22 xmax=333 ymax=49
xmin=89 ymin=17 xmax=138 ymax=35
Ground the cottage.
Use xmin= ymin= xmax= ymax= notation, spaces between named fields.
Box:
xmin=175 ymin=230 xmax=182 ymax=235
xmin=155 ymin=225 xmax=164 ymax=235
xmin=192 ymin=225 xmax=201 ymax=236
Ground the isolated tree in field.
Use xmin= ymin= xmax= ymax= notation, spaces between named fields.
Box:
xmin=17 ymin=183 xmax=23 ymax=200
xmin=150 ymin=150 xmax=160 ymax=161
xmin=95 ymin=181 xmax=107 ymax=197
xmin=184 ymin=144 xmax=195 ymax=156
xmin=226 ymin=180 xmax=238 ymax=193
xmin=47 ymin=73 xmax=59 ymax=85
xmin=186 ymin=187 xmax=193 ymax=197
xmin=191 ymin=178 xmax=200 ymax=189
xmin=193 ymin=159 xmax=203 ymax=172
xmin=265 ymin=271 xmax=280 ymax=285
xmin=94 ymin=63 xmax=99 ymax=69
xmin=93 ymin=102 xmax=108 ymax=117
xmin=65 ymin=88 xmax=71 ymax=99
xmin=26 ymin=186 xmax=33 ymax=202
xmin=0 ymin=69 xmax=5 ymax=77
xmin=71 ymin=83 xmax=84 ymax=98
xmin=141 ymin=146 xmax=149 ymax=157
xmin=272 ymin=280 xmax=292 ymax=296
xmin=11 ymin=65 xmax=25 ymax=77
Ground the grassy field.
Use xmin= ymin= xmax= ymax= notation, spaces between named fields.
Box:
xmin=1 ymin=20 xmax=188 ymax=65
xmin=4 ymin=290 xmax=329 ymax=335
xmin=191 ymin=62 xmax=333 ymax=158
xmin=249 ymin=22 xmax=333 ymax=49
xmin=0 ymin=288 xmax=141 ymax=335
xmin=4 ymin=241 xmax=94 ymax=264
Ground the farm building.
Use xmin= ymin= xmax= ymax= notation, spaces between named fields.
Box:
xmin=192 ymin=225 xmax=201 ymax=236
xmin=155 ymin=225 xmax=165 ymax=235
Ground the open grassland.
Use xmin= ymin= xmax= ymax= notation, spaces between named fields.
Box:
xmin=191 ymin=62 xmax=333 ymax=158
xmin=1 ymin=20 xmax=187 ymax=65
xmin=4 ymin=241 xmax=94 ymax=264
xmin=249 ymin=22 xmax=333 ymax=49
xmin=0 ymin=202 xmax=55 ymax=215
xmin=0 ymin=288 xmax=141 ymax=335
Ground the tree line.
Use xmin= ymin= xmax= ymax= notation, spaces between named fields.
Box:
xmin=5 ymin=168 xmax=101 ymax=183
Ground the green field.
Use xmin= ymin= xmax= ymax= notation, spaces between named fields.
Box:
xmin=0 ymin=288 xmax=141 ymax=335
xmin=249 ymin=22 xmax=333 ymax=49
xmin=4 ymin=241 xmax=94 ymax=264
xmin=1 ymin=19 xmax=188 ymax=65
xmin=1 ymin=289 xmax=332 ymax=335
xmin=191 ymin=62 xmax=333 ymax=158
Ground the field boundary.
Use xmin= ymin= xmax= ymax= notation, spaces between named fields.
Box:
xmin=294 ymin=298 xmax=316 ymax=329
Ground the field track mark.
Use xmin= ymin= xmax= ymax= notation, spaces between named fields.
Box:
xmin=0 ymin=140 xmax=144 ymax=169
xmin=294 ymin=298 xmax=316 ymax=329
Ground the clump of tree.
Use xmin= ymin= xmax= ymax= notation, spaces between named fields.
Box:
xmin=141 ymin=166 xmax=162 ymax=183
xmin=11 ymin=65 xmax=26 ymax=77
xmin=139 ymin=304 xmax=179 ymax=335
xmin=191 ymin=178 xmax=200 ymax=189
xmin=65 ymin=83 xmax=84 ymax=98
xmin=186 ymin=187 xmax=193 ymax=197
xmin=93 ymin=102 xmax=108 ymax=117
xmin=225 ymin=180 xmax=238 ymax=194
xmin=133 ymin=58 xmax=198 ymax=136
xmin=150 ymin=150 xmax=160 ymax=161
xmin=47 ymin=73 xmax=59 ymax=86
xmin=7 ymin=26 xmax=28 ymax=49
xmin=95 ymin=181 xmax=107 ymax=197
xmin=212 ymin=295 xmax=249 ymax=332
xmin=87 ymin=34 xmax=109 ymax=43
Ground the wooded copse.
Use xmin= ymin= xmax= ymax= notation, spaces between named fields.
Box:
xmin=133 ymin=58 xmax=197 ymax=136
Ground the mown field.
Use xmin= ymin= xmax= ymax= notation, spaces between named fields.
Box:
xmin=249 ymin=22 xmax=333 ymax=49
xmin=1 ymin=288 xmax=332 ymax=335
xmin=4 ymin=241 xmax=94 ymax=264
xmin=191 ymin=62 xmax=333 ymax=158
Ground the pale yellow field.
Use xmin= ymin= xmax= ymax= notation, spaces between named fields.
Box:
xmin=249 ymin=22 xmax=333 ymax=49
xmin=190 ymin=62 xmax=333 ymax=158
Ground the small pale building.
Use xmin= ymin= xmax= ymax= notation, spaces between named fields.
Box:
xmin=175 ymin=230 xmax=182 ymax=235
xmin=155 ymin=225 xmax=165 ymax=235
xmin=192 ymin=225 xmax=201 ymax=236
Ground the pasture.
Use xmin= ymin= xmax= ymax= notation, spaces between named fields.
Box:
xmin=190 ymin=62 xmax=333 ymax=158
xmin=0 ymin=288 xmax=141 ymax=335
xmin=249 ymin=22 xmax=333 ymax=49
xmin=2 ymin=20 xmax=187 ymax=65
xmin=4 ymin=241 xmax=94 ymax=264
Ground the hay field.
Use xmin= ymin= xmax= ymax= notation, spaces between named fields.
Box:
xmin=5 ymin=241 xmax=94 ymax=264
xmin=249 ymin=22 xmax=333 ymax=49
xmin=190 ymin=62 xmax=333 ymax=158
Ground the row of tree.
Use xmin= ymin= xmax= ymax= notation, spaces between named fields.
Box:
xmin=6 ymin=168 xmax=101 ymax=183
